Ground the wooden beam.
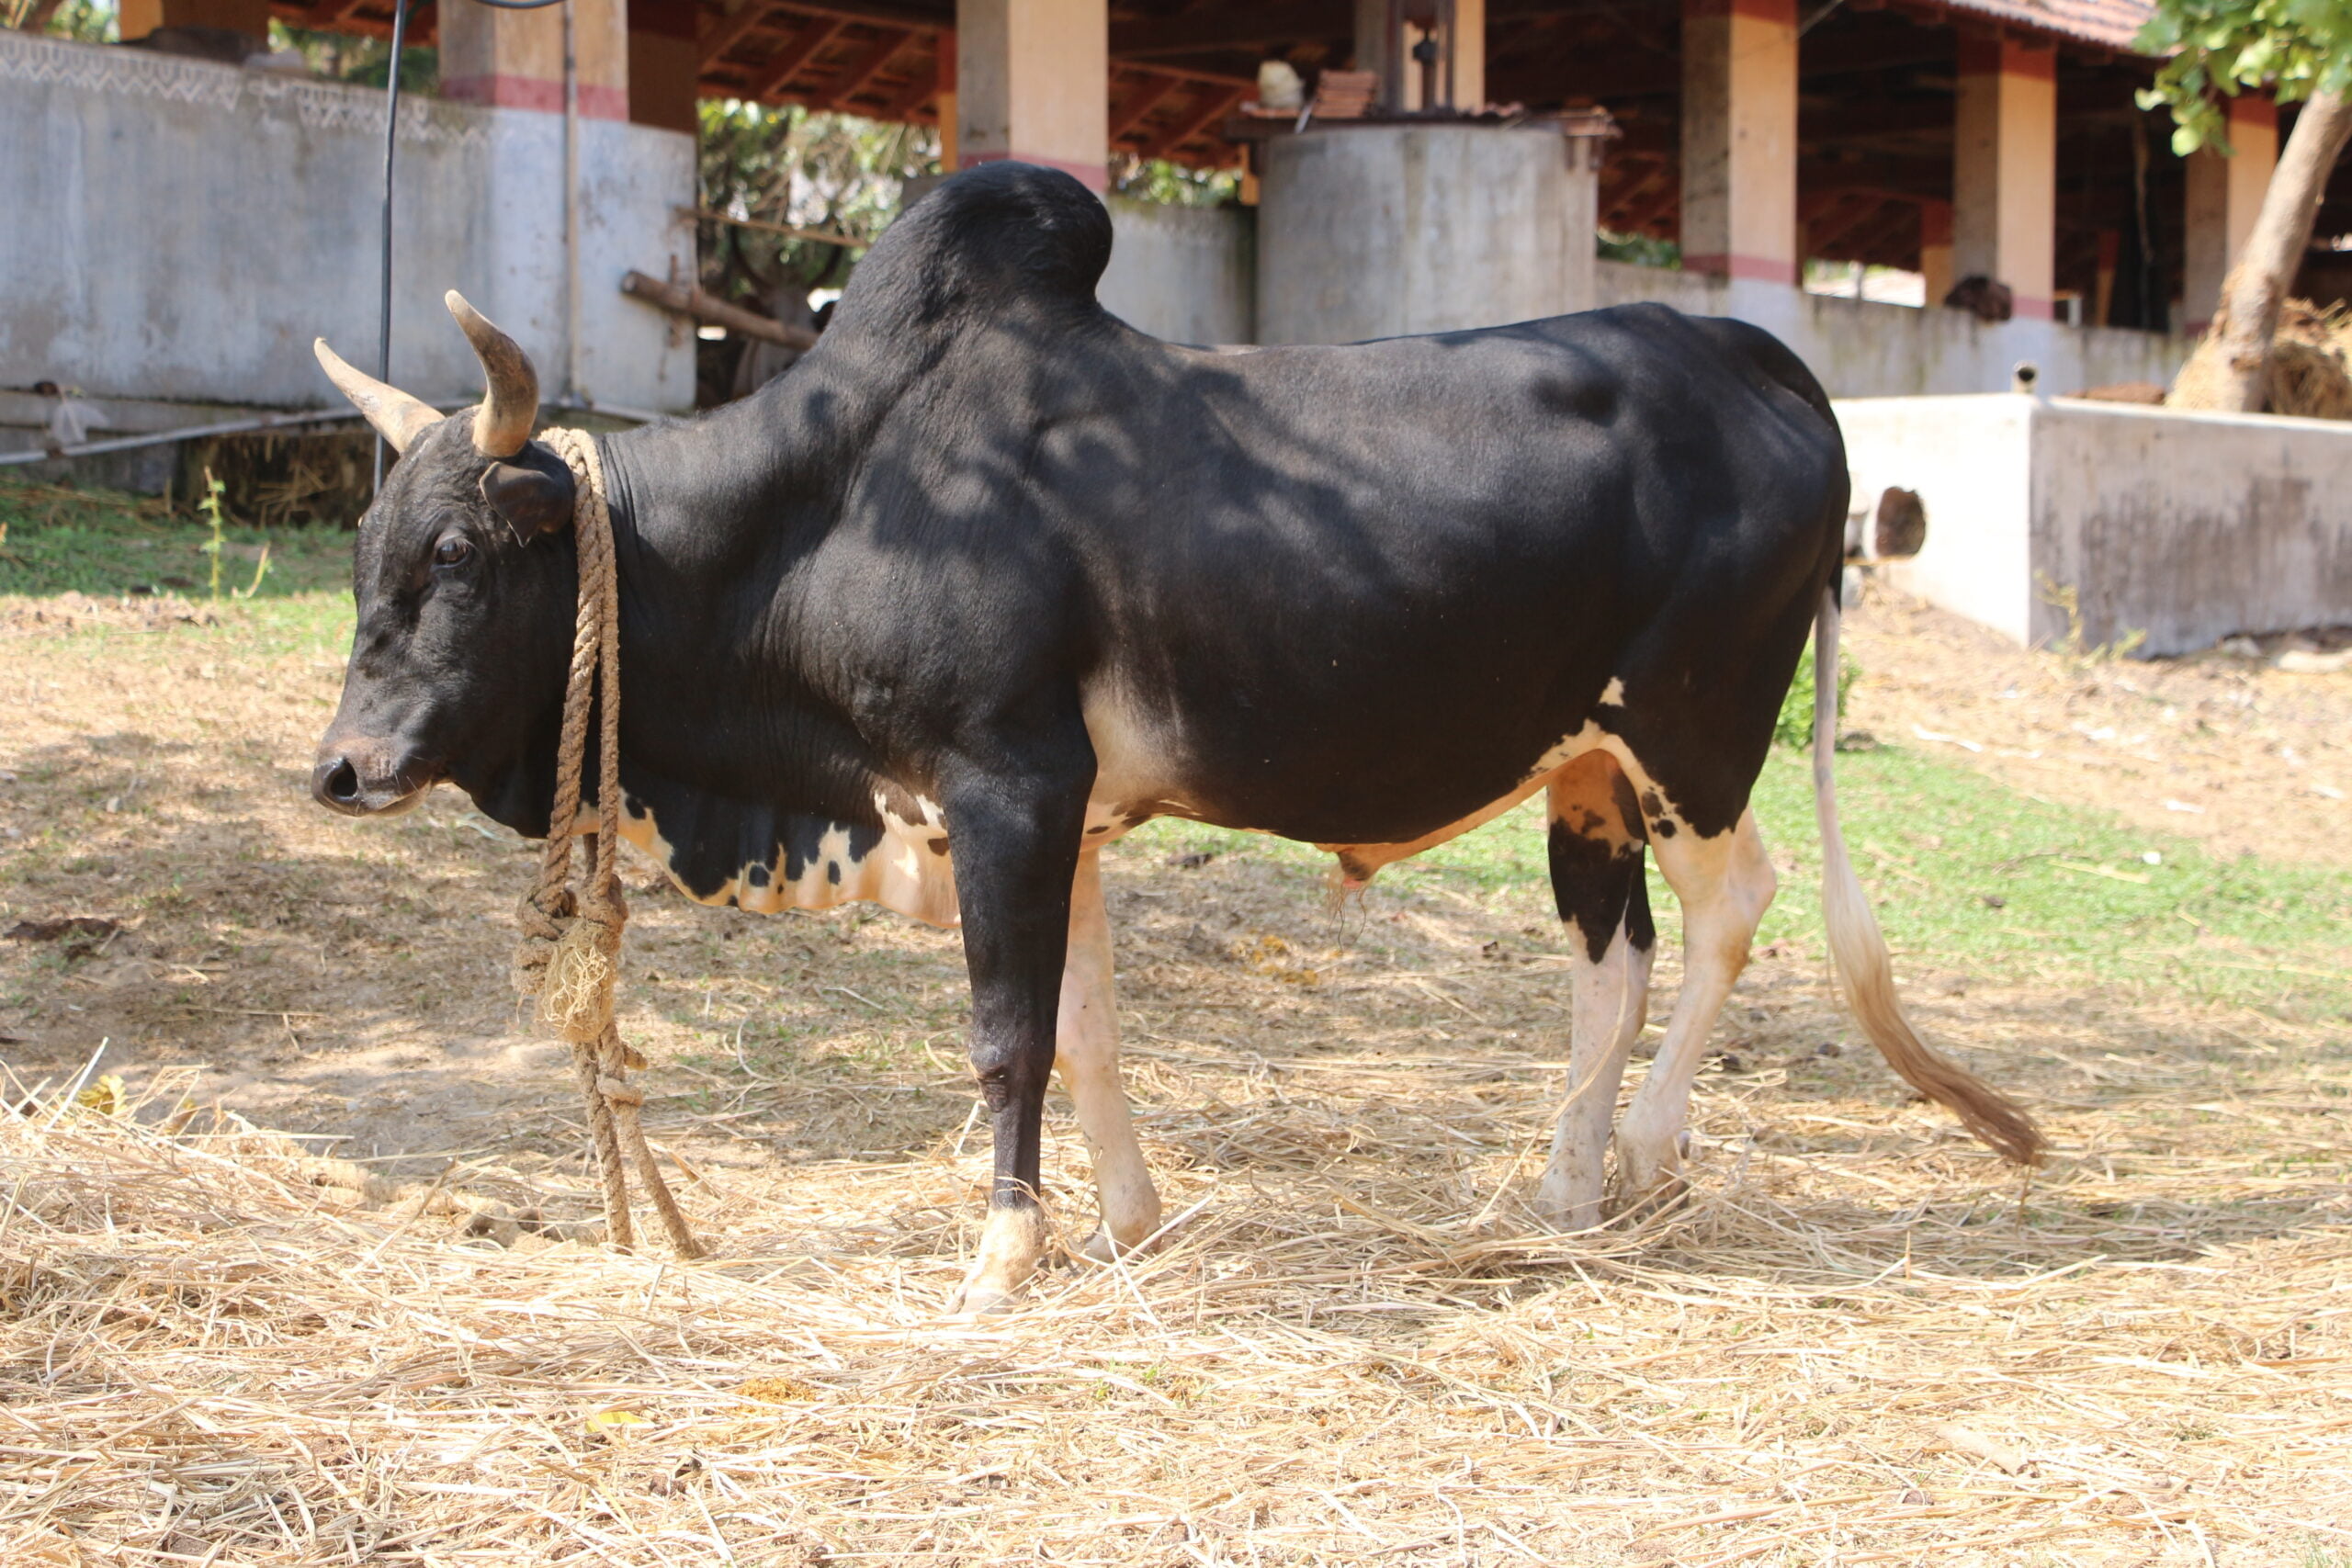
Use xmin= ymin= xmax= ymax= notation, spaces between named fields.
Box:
xmin=763 ymin=0 xmax=946 ymax=31
xmin=815 ymin=26 xmax=910 ymax=108
xmin=1616 ymin=182 xmax=1682 ymax=236
xmin=1108 ymin=73 xmax=1182 ymax=141
xmin=1137 ymin=84 xmax=1247 ymax=160
xmin=701 ymin=1 xmax=775 ymax=66
xmin=873 ymin=60 xmax=940 ymax=121
xmin=749 ymin=17 xmax=845 ymax=99
xmin=1111 ymin=59 xmax=1256 ymax=88
xmin=1810 ymin=193 xmax=1890 ymax=252
xmin=1113 ymin=1 xmax=1348 ymax=58
xmin=622 ymin=271 xmax=820 ymax=349
xmin=1601 ymin=163 xmax=1669 ymax=224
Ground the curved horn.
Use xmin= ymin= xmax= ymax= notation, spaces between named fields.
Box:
xmin=313 ymin=338 xmax=440 ymax=453
xmin=445 ymin=291 xmax=539 ymax=457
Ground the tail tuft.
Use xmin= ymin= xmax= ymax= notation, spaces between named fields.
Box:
xmin=1810 ymin=589 xmax=2045 ymax=1167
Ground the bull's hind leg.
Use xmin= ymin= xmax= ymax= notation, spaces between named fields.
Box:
xmin=1536 ymin=753 xmax=1657 ymax=1230
xmin=1612 ymin=806 xmax=1778 ymax=1206
xmin=1056 ymin=850 xmax=1161 ymax=1259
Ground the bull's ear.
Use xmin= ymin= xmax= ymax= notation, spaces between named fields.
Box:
xmin=478 ymin=441 xmax=576 ymax=543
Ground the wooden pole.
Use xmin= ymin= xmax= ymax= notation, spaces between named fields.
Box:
xmin=620 ymin=271 xmax=820 ymax=349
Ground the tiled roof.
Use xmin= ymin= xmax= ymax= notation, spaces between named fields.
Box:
xmin=1939 ymin=0 xmax=2158 ymax=53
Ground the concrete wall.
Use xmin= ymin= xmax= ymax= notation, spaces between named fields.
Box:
xmin=1599 ymin=264 xmax=2188 ymax=398
xmin=1098 ymin=196 xmax=1254 ymax=345
xmin=1841 ymin=393 xmax=2352 ymax=655
xmin=0 ymin=30 xmax=695 ymax=416
xmin=1257 ymin=122 xmax=1597 ymax=344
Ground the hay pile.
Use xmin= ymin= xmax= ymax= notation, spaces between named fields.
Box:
xmin=2263 ymin=298 xmax=2352 ymax=420
xmin=4 ymin=1053 xmax=2348 ymax=1565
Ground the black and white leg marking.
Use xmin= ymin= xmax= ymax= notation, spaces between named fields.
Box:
xmin=1612 ymin=805 xmax=1778 ymax=1204
xmin=939 ymin=750 xmax=1091 ymax=1315
xmin=1535 ymin=751 xmax=1657 ymax=1230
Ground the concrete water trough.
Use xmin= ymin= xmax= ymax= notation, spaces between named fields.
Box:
xmin=1837 ymin=392 xmax=2352 ymax=657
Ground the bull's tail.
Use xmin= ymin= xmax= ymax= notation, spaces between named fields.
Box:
xmin=1809 ymin=588 xmax=2044 ymax=1167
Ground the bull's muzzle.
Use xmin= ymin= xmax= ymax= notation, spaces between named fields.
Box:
xmin=311 ymin=739 xmax=433 ymax=817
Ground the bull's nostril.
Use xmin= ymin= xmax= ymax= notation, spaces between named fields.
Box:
xmin=324 ymin=760 xmax=361 ymax=803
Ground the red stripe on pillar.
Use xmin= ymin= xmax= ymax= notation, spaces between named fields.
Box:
xmin=443 ymin=75 xmax=631 ymax=119
xmin=959 ymin=151 xmax=1108 ymax=191
xmin=1682 ymin=252 xmax=1799 ymax=284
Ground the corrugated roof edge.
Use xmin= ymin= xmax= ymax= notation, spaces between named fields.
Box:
xmin=1935 ymin=0 xmax=2157 ymax=54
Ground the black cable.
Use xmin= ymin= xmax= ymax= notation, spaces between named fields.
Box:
xmin=374 ymin=0 xmax=571 ymax=495
xmin=373 ymin=0 xmax=411 ymax=494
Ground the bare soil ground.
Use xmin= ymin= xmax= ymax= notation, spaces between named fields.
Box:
xmin=1 ymin=581 xmax=2347 ymax=1565
xmin=1840 ymin=578 xmax=2352 ymax=869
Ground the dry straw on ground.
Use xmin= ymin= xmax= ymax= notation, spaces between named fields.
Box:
xmin=4 ymin=1021 xmax=2347 ymax=1568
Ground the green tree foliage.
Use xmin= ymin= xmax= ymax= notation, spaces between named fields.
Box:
xmin=695 ymin=100 xmax=936 ymax=310
xmin=2136 ymin=0 xmax=2352 ymax=152
xmin=19 ymin=0 xmax=118 ymax=41
xmin=1108 ymin=153 xmax=1240 ymax=207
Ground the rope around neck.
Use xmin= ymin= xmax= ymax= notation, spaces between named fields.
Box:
xmin=511 ymin=427 xmax=703 ymax=1259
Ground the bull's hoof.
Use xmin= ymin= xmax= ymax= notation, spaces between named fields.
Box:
xmin=1610 ymin=1129 xmax=1694 ymax=1221
xmin=945 ymin=1202 xmax=1052 ymax=1316
xmin=944 ymin=1278 xmax=1025 ymax=1317
xmin=1532 ymin=1196 xmax=1606 ymax=1235
xmin=1076 ymin=1225 xmax=1159 ymax=1264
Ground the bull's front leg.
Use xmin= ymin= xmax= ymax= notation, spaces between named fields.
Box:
xmin=938 ymin=753 xmax=1091 ymax=1315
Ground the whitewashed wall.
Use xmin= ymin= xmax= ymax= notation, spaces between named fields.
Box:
xmin=0 ymin=30 xmax=695 ymax=414
xmin=1601 ymin=263 xmax=2188 ymax=399
xmin=1843 ymin=393 xmax=2352 ymax=655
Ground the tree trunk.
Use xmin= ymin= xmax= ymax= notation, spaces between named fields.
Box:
xmin=2170 ymin=90 xmax=2352 ymax=412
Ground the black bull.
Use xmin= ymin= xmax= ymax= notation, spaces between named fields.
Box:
xmin=311 ymin=163 xmax=2040 ymax=1309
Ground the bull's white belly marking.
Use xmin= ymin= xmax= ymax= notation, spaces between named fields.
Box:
xmin=612 ymin=790 xmax=1148 ymax=931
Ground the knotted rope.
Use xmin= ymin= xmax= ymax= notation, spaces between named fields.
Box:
xmin=511 ymin=427 xmax=703 ymax=1259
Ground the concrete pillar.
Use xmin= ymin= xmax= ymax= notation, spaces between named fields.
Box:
xmin=1952 ymin=35 xmax=2055 ymax=320
xmin=627 ymin=0 xmax=700 ymax=137
xmin=1353 ymin=0 xmax=1397 ymax=108
xmin=1453 ymin=0 xmax=1485 ymax=110
xmin=1679 ymin=0 xmax=1798 ymax=284
xmin=956 ymin=0 xmax=1109 ymax=190
xmin=118 ymin=0 xmax=269 ymax=40
xmin=443 ymin=0 xmax=630 ymax=121
xmin=1918 ymin=197 xmax=1953 ymax=306
xmin=2182 ymin=93 xmax=2278 ymax=334
xmin=935 ymin=31 xmax=959 ymax=173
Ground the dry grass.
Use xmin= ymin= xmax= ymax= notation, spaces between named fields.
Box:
xmin=3 ymin=581 xmax=2350 ymax=1563
xmin=4 ymin=1013 xmax=2349 ymax=1567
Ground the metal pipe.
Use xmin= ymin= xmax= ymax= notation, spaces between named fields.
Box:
xmin=1 ymin=396 xmax=666 ymax=471
xmin=0 ymin=410 xmax=367 ymax=468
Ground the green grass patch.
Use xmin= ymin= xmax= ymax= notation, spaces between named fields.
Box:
xmin=1132 ymin=744 xmax=2352 ymax=1021
xmin=0 ymin=471 xmax=353 ymax=600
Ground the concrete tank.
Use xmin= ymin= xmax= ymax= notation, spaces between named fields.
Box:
xmin=1256 ymin=120 xmax=1603 ymax=344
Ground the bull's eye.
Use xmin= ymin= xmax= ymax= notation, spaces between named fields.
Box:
xmin=432 ymin=535 xmax=474 ymax=568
